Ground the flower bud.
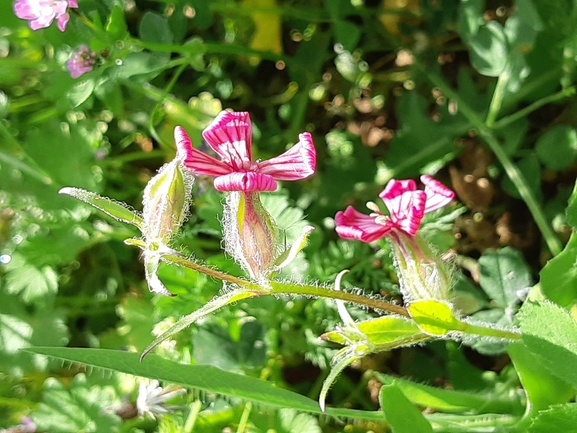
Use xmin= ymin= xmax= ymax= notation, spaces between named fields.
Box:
xmin=142 ymin=156 xmax=194 ymax=245
xmin=140 ymin=150 xmax=194 ymax=295
xmin=222 ymin=191 xmax=280 ymax=281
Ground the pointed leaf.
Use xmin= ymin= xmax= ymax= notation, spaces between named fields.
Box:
xmin=59 ymin=187 xmax=143 ymax=229
xmin=23 ymin=347 xmax=384 ymax=421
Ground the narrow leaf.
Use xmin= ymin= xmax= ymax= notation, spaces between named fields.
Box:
xmin=59 ymin=187 xmax=143 ymax=229
xmin=23 ymin=347 xmax=384 ymax=421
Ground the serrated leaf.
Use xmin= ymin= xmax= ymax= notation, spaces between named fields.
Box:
xmin=540 ymin=232 xmax=577 ymax=307
xmin=478 ymin=247 xmax=532 ymax=309
xmin=380 ymin=384 xmax=434 ymax=433
xmin=24 ymin=347 xmax=384 ymax=421
xmin=518 ymin=301 xmax=577 ymax=388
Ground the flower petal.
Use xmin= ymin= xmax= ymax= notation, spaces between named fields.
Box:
xmin=214 ymin=172 xmax=277 ymax=192
xmin=335 ymin=206 xmax=392 ymax=243
xmin=175 ymin=126 xmax=232 ymax=176
xmin=379 ymin=178 xmax=417 ymax=202
xmin=421 ymin=175 xmax=455 ymax=213
xmin=257 ymin=132 xmax=316 ymax=181
xmin=385 ymin=190 xmax=427 ymax=236
xmin=202 ymin=111 xmax=253 ymax=167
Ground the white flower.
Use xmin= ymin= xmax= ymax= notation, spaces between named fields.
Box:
xmin=136 ymin=380 xmax=186 ymax=418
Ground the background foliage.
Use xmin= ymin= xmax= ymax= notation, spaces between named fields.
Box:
xmin=1 ymin=0 xmax=577 ymax=431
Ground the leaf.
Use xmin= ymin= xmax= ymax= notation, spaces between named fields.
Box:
xmin=380 ymin=384 xmax=434 ymax=433
xmin=502 ymin=154 xmax=542 ymax=202
xmin=536 ymin=125 xmax=577 ymax=170
xmin=518 ymin=301 xmax=577 ymax=388
xmin=529 ymin=404 xmax=577 ymax=433
xmin=59 ymin=187 xmax=143 ymax=229
xmin=139 ymin=12 xmax=173 ymax=44
xmin=32 ymin=374 xmax=121 ymax=432
xmin=106 ymin=5 xmax=128 ymax=41
xmin=568 ymin=180 xmax=577 ymax=229
xmin=376 ymin=374 xmax=522 ymax=414
xmin=540 ymin=232 xmax=577 ymax=307
xmin=24 ymin=347 xmax=384 ymax=421
xmin=508 ymin=342 xmax=574 ymax=412
xmin=112 ymin=52 xmax=169 ymax=80
xmin=3 ymin=253 xmax=58 ymax=303
xmin=67 ymin=78 xmax=96 ymax=108
xmin=478 ymin=247 xmax=532 ymax=309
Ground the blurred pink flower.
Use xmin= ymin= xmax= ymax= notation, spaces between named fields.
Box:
xmin=13 ymin=0 xmax=78 ymax=31
xmin=176 ymin=110 xmax=316 ymax=192
xmin=66 ymin=45 xmax=96 ymax=78
xmin=335 ymin=175 xmax=454 ymax=242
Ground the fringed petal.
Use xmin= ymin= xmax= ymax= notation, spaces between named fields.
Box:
xmin=257 ymin=132 xmax=316 ymax=181
xmin=421 ymin=175 xmax=455 ymax=213
xmin=202 ymin=111 xmax=253 ymax=166
xmin=214 ymin=172 xmax=277 ymax=192
xmin=335 ymin=206 xmax=392 ymax=243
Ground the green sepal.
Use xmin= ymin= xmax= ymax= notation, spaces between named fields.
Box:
xmin=59 ymin=187 xmax=143 ymax=229
xmin=273 ymin=225 xmax=315 ymax=271
xmin=408 ymin=299 xmax=464 ymax=335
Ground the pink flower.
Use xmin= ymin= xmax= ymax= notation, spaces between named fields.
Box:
xmin=14 ymin=0 xmax=78 ymax=32
xmin=176 ymin=111 xmax=316 ymax=192
xmin=66 ymin=45 xmax=96 ymax=78
xmin=335 ymin=175 xmax=454 ymax=242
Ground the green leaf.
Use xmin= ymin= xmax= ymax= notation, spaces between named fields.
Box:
xmin=502 ymin=154 xmax=542 ymax=202
xmin=536 ymin=125 xmax=577 ymax=170
xmin=508 ymin=342 xmax=574 ymax=412
xmin=3 ymin=253 xmax=58 ymax=302
xmin=59 ymin=187 xmax=143 ymax=229
xmin=106 ymin=5 xmax=128 ymax=41
xmin=112 ymin=52 xmax=169 ymax=80
xmin=377 ymin=374 xmax=522 ymax=414
xmin=67 ymin=78 xmax=96 ymax=108
xmin=540 ymin=232 xmax=577 ymax=307
xmin=529 ymin=404 xmax=577 ymax=433
xmin=139 ymin=12 xmax=173 ymax=44
xmin=568 ymin=180 xmax=577 ymax=229
xmin=332 ymin=20 xmax=361 ymax=51
xmin=32 ymin=374 xmax=121 ymax=432
xmin=380 ymin=384 xmax=434 ymax=433
xmin=518 ymin=301 xmax=577 ymax=388
xmin=478 ymin=247 xmax=532 ymax=309
xmin=24 ymin=347 xmax=384 ymax=421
